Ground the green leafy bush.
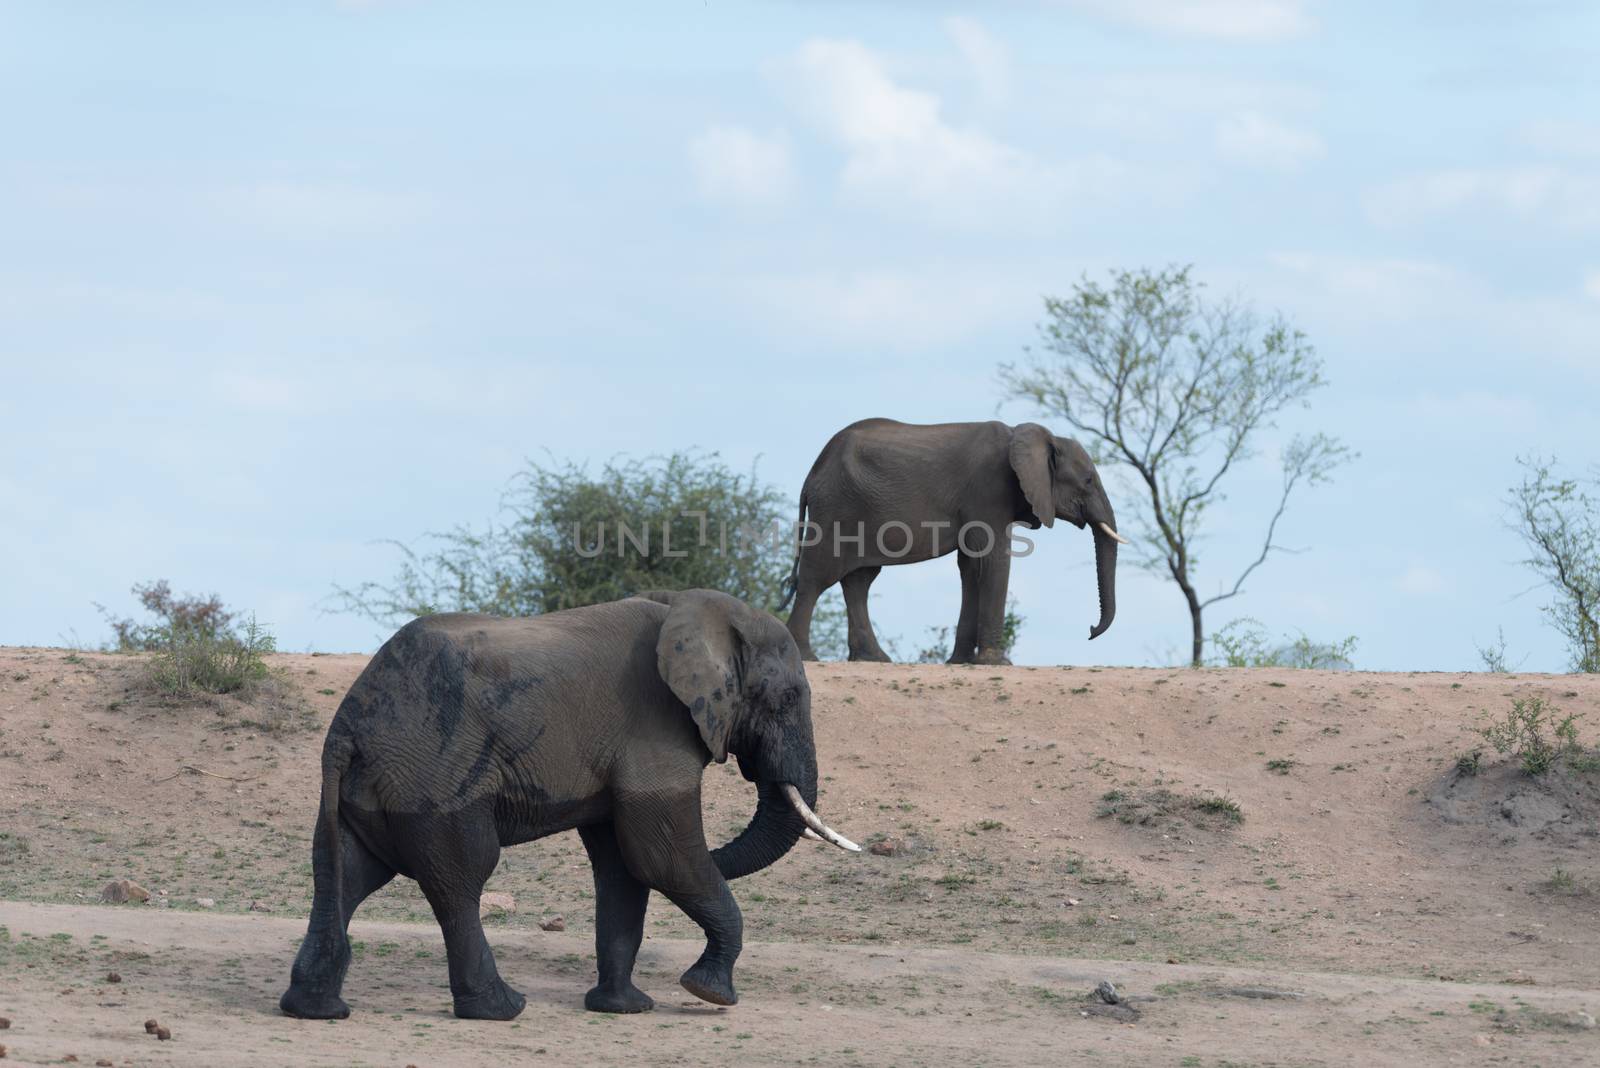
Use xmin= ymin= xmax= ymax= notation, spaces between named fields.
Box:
xmin=1477 ymin=697 xmax=1586 ymax=776
xmin=1208 ymin=617 xmax=1357 ymax=669
xmin=99 ymin=580 xmax=278 ymax=699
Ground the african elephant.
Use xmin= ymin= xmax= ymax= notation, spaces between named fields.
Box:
xmin=779 ymin=419 xmax=1125 ymax=665
xmin=279 ymin=589 xmax=859 ymax=1022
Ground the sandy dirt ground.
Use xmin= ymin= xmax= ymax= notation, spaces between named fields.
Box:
xmin=2 ymin=647 xmax=1598 ymax=1066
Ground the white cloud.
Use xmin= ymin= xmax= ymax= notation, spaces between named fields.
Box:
xmin=778 ymin=37 xmax=1126 ymax=229
xmin=943 ymin=17 xmax=1011 ymax=105
xmin=688 ymin=125 xmax=794 ymax=206
xmin=1265 ymin=252 xmax=1600 ymax=378
xmin=1519 ymin=118 xmax=1600 ymax=159
xmin=1397 ymin=564 xmax=1448 ymax=597
xmin=1062 ymin=0 xmax=1315 ymax=41
xmin=1367 ymin=166 xmax=1600 ymax=230
xmin=1214 ymin=111 xmax=1325 ymax=170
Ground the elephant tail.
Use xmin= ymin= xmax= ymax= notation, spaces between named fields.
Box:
xmin=775 ymin=488 xmax=808 ymax=613
xmin=317 ymin=724 xmax=356 ymax=919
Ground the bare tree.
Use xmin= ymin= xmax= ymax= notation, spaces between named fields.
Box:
xmin=1509 ymin=456 xmax=1600 ymax=673
xmin=1000 ymin=266 xmax=1351 ymax=667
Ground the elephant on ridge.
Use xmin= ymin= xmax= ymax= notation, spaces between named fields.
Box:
xmin=779 ymin=418 xmax=1124 ymax=665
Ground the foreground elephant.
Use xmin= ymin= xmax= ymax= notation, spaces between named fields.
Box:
xmin=279 ymin=589 xmax=859 ymax=1021
xmin=781 ymin=418 xmax=1124 ymax=664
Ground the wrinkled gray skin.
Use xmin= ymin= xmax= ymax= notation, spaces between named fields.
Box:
xmin=280 ymin=589 xmax=820 ymax=1021
xmin=781 ymin=419 xmax=1120 ymax=665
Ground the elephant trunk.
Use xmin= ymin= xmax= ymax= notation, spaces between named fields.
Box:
xmin=1087 ymin=498 xmax=1119 ymax=641
xmin=711 ymin=767 xmax=813 ymax=880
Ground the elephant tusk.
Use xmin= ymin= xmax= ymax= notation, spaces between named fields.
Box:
xmin=1097 ymin=522 xmax=1130 ymax=545
xmin=781 ymin=783 xmax=862 ymax=852
xmin=802 ymin=828 xmax=824 ymax=842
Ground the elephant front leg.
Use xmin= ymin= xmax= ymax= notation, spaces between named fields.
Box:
xmin=972 ymin=546 xmax=1014 ymax=666
xmin=663 ymin=880 xmax=742 ymax=1005
xmin=578 ymin=822 xmax=654 ymax=1014
xmin=616 ymin=793 xmax=743 ymax=1006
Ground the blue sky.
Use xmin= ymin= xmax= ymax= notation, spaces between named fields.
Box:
xmin=2 ymin=1 xmax=1596 ymax=669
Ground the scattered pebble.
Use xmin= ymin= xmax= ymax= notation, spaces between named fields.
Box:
xmin=143 ymin=1019 xmax=159 ymax=1034
xmin=97 ymin=1060 xmax=113 ymax=1067
xmin=194 ymin=897 xmax=216 ymax=909
xmin=1093 ymin=981 xmax=1121 ymax=1005
xmin=248 ymin=900 xmax=272 ymax=913
xmin=0 ymin=1018 xmax=8 ymax=1029
xmin=105 ymin=972 xmax=121 ymax=984
xmin=64 ymin=1056 xmax=77 ymax=1063
xmin=868 ymin=838 xmax=901 ymax=856
xmin=539 ymin=915 xmax=566 ymax=932
xmin=156 ymin=1026 xmax=172 ymax=1041
xmin=0 ymin=1041 xmax=8 ymax=1058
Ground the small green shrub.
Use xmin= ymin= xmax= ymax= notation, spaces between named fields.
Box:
xmin=1477 ymin=697 xmax=1585 ymax=776
xmin=1209 ymin=618 xmax=1358 ymax=669
xmin=1193 ymin=795 xmax=1244 ymax=823
xmin=1455 ymin=750 xmax=1482 ymax=776
xmin=98 ymin=579 xmax=281 ymax=700
xmin=147 ymin=616 xmax=276 ymax=697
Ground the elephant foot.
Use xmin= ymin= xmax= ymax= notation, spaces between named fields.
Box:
xmin=973 ymin=649 xmax=1012 ymax=667
xmin=453 ymin=978 xmax=527 ymax=1021
xmin=585 ymin=981 xmax=655 ymax=1014
xmin=846 ymin=648 xmax=892 ymax=663
xmin=680 ymin=959 xmax=738 ymax=1007
xmin=797 ymin=646 xmax=819 ymax=662
xmin=946 ymin=651 xmax=976 ymax=665
xmin=279 ymin=985 xmax=350 ymax=1020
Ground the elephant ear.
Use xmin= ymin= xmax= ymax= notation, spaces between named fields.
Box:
xmin=1009 ymin=423 xmax=1056 ymax=529
xmin=654 ymin=590 xmax=746 ymax=763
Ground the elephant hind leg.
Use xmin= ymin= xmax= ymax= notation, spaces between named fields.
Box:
xmin=785 ymin=560 xmax=835 ymax=662
xmin=578 ymin=822 xmax=654 ymax=1014
xmin=280 ymin=816 xmax=396 ymax=1019
xmin=948 ymin=552 xmax=980 ymax=664
xmin=840 ymin=567 xmax=891 ymax=662
xmin=406 ymin=809 xmax=526 ymax=1021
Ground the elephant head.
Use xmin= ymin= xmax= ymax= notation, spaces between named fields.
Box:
xmin=1008 ymin=423 xmax=1126 ymax=641
xmin=640 ymin=589 xmax=857 ymax=878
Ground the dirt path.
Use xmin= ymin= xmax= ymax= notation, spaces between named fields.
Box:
xmin=2 ymin=901 xmax=1595 ymax=1067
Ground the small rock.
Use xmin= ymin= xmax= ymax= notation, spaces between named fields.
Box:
xmin=0 ymin=1018 xmax=8 ymax=1029
xmin=64 ymin=1056 xmax=78 ymax=1063
xmin=105 ymin=972 xmax=121 ymax=984
xmin=1065 ymin=897 xmax=1080 ymax=907
xmin=97 ymin=1061 xmax=113 ymax=1067
xmin=539 ymin=915 xmax=566 ymax=932
xmin=479 ymin=891 xmax=516 ymax=919
xmin=1093 ymin=980 xmax=1121 ymax=1005
xmin=248 ymin=900 xmax=271 ymax=913
xmin=1 ymin=1041 xmax=7 ymax=1058
xmin=143 ymin=1019 xmax=159 ymax=1034
xmin=194 ymin=897 xmax=216 ymax=909
xmin=868 ymin=838 xmax=901 ymax=856
xmin=101 ymin=879 xmax=150 ymax=904
xmin=155 ymin=1026 xmax=172 ymax=1041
